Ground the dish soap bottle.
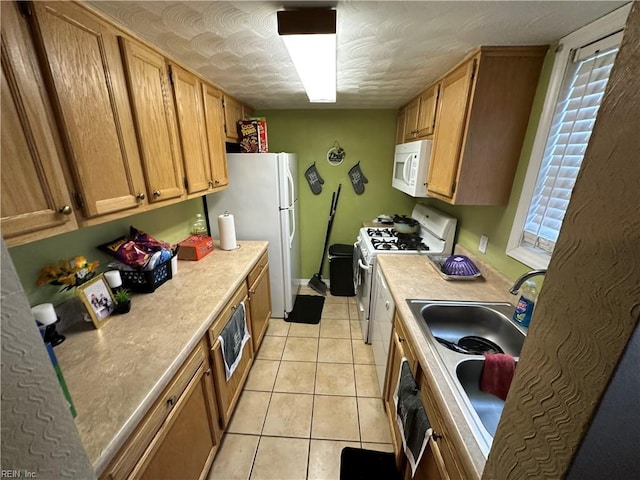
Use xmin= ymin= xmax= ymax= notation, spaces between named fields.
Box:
xmin=191 ymin=213 xmax=207 ymax=236
xmin=513 ymin=280 xmax=537 ymax=327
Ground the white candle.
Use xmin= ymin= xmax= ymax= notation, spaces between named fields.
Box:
xmin=104 ymin=270 xmax=122 ymax=289
xmin=31 ymin=303 xmax=57 ymax=326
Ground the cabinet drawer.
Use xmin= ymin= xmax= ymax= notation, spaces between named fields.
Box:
xmin=102 ymin=340 xmax=207 ymax=480
xmin=247 ymin=251 xmax=268 ymax=287
xmin=394 ymin=312 xmax=417 ymax=373
xmin=208 ymin=282 xmax=249 ymax=345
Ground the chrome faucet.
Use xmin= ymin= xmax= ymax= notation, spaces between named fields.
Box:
xmin=509 ymin=269 xmax=547 ymax=295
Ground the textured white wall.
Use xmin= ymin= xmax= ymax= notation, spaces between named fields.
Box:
xmin=1 ymin=239 xmax=95 ymax=479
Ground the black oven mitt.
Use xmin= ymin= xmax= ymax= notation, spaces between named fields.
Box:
xmin=304 ymin=162 xmax=324 ymax=195
xmin=348 ymin=162 xmax=368 ymax=195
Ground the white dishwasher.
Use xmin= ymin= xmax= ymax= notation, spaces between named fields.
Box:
xmin=371 ymin=264 xmax=395 ymax=395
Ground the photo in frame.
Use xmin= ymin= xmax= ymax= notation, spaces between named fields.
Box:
xmin=77 ymin=274 xmax=116 ymax=329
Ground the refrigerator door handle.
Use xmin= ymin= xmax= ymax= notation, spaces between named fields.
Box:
xmin=289 ymin=205 xmax=296 ymax=249
xmin=286 ymin=167 xmax=295 ymax=209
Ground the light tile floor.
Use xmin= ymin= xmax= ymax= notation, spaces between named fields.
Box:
xmin=208 ymin=287 xmax=393 ymax=480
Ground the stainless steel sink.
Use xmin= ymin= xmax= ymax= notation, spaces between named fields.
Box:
xmin=406 ymin=300 xmax=527 ymax=453
xmin=416 ymin=302 xmax=525 ymax=357
xmin=456 ymin=359 xmax=513 ymax=437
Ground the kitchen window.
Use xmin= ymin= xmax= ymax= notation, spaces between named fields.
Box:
xmin=506 ymin=4 xmax=630 ymax=269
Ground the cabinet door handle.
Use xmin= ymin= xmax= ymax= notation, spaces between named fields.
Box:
xmin=432 ymin=432 xmax=443 ymax=441
xmin=205 ymin=368 xmax=211 ymax=376
xmin=59 ymin=205 xmax=72 ymax=215
xmin=214 ymin=179 xmax=220 ymax=185
xmin=398 ymin=337 xmax=405 ymax=343
xmin=166 ymin=395 xmax=177 ymax=407
xmin=136 ymin=192 xmax=146 ymax=200
xmin=208 ymin=180 xmax=214 ymax=188
xmin=153 ymin=190 xmax=161 ymax=197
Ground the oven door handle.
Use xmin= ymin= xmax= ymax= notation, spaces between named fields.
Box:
xmin=358 ymin=259 xmax=372 ymax=271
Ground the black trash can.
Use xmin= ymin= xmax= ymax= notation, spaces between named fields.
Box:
xmin=328 ymin=244 xmax=355 ymax=296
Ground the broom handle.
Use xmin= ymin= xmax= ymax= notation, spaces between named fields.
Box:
xmin=317 ymin=191 xmax=336 ymax=273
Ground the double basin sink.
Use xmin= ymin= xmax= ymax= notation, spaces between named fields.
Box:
xmin=406 ymin=300 xmax=527 ymax=453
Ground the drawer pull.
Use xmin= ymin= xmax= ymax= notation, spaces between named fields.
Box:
xmin=432 ymin=432 xmax=443 ymax=441
xmin=166 ymin=395 xmax=177 ymax=407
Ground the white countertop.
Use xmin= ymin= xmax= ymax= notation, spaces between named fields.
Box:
xmin=54 ymin=241 xmax=268 ymax=475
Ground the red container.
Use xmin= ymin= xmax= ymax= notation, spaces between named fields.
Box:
xmin=178 ymin=235 xmax=214 ymax=261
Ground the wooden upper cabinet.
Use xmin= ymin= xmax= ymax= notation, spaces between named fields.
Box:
xmin=428 ymin=47 xmax=547 ymax=205
xmin=427 ymin=60 xmax=475 ymax=199
xmin=27 ymin=1 xmax=147 ymax=218
xmin=119 ymin=38 xmax=185 ymax=204
xmin=416 ymin=83 xmax=439 ymax=138
xmin=396 ymin=106 xmax=407 ymax=145
xmin=169 ymin=63 xmax=211 ymax=195
xmin=202 ymin=84 xmax=229 ymax=190
xmin=400 ymin=83 xmax=440 ymax=143
xmin=0 ymin=1 xmax=77 ymax=246
xmin=223 ymin=94 xmax=243 ymax=142
xmin=403 ymin=98 xmax=420 ymax=141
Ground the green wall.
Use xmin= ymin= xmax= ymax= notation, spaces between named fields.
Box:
xmin=256 ymin=109 xmax=415 ymax=278
xmin=8 ymin=198 xmax=204 ymax=307
xmin=259 ymin=47 xmax=555 ymax=284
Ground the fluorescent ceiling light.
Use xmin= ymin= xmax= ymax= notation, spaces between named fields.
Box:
xmin=277 ymin=9 xmax=337 ymax=103
xmin=281 ymin=34 xmax=336 ymax=103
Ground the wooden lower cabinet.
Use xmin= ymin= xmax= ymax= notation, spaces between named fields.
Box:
xmin=101 ymin=340 xmax=220 ymax=480
xmin=247 ymin=251 xmax=271 ymax=352
xmin=101 ymin=253 xmax=269 ymax=479
xmin=384 ymin=313 xmax=468 ymax=480
xmin=208 ymin=282 xmax=254 ymax=428
xmin=384 ymin=313 xmax=419 ymax=467
xmin=404 ymin=436 xmax=448 ymax=480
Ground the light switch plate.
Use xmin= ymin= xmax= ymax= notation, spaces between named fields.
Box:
xmin=479 ymin=235 xmax=488 ymax=254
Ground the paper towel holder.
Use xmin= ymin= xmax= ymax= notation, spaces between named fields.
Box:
xmin=218 ymin=211 xmax=240 ymax=251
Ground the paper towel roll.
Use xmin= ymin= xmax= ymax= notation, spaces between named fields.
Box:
xmin=218 ymin=212 xmax=237 ymax=250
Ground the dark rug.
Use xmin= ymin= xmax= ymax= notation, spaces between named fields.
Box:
xmin=340 ymin=447 xmax=402 ymax=480
xmin=285 ymin=295 xmax=324 ymax=324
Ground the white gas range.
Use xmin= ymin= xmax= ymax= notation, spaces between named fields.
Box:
xmin=353 ymin=204 xmax=457 ymax=344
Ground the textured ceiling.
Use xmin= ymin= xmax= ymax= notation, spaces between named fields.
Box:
xmin=89 ymin=1 xmax=628 ymax=109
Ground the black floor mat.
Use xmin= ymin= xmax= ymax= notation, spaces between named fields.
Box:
xmin=285 ymin=295 xmax=324 ymax=324
xmin=340 ymin=447 xmax=402 ymax=480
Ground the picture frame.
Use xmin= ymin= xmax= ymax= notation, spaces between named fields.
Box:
xmin=77 ymin=274 xmax=116 ymax=329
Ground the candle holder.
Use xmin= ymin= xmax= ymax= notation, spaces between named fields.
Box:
xmin=32 ymin=303 xmax=66 ymax=347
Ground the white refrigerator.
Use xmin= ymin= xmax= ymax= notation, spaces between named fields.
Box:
xmin=205 ymin=153 xmax=300 ymax=318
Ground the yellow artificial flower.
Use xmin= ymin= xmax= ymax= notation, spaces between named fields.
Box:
xmin=37 ymin=256 xmax=100 ymax=291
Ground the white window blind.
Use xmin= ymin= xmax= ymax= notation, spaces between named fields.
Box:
xmin=522 ymin=34 xmax=621 ymax=253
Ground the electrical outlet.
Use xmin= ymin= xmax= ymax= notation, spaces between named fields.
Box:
xmin=479 ymin=235 xmax=488 ymax=254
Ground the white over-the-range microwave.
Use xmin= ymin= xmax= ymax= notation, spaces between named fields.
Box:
xmin=391 ymin=139 xmax=432 ymax=197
